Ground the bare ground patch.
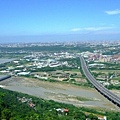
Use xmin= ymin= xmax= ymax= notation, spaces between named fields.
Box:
xmin=1 ymin=76 xmax=119 ymax=110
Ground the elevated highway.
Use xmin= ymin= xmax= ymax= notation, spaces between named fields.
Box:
xmin=0 ymin=75 xmax=11 ymax=82
xmin=80 ymin=56 xmax=120 ymax=107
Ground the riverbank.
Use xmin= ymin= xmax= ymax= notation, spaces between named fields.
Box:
xmin=0 ymin=76 xmax=119 ymax=110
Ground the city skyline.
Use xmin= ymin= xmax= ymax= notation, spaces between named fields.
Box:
xmin=0 ymin=0 xmax=120 ymax=43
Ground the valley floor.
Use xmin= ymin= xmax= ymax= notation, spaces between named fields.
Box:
xmin=0 ymin=76 xmax=119 ymax=111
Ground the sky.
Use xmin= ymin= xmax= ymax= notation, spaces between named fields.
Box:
xmin=0 ymin=0 xmax=120 ymax=43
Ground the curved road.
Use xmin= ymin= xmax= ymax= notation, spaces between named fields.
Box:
xmin=80 ymin=56 xmax=120 ymax=107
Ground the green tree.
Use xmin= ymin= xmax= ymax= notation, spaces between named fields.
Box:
xmin=73 ymin=111 xmax=86 ymax=120
xmin=87 ymin=114 xmax=98 ymax=120
xmin=1 ymin=109 xmax=11 ymax=120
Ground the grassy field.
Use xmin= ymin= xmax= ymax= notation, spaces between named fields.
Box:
xmin=112 ymin=76 xmax=120 ymax=81
xmin=32 ymin=69 xmax=86 ymax=84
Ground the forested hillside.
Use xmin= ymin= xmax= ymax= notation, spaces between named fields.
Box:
xmin=0 ymin=88 xmax=120 ymax=120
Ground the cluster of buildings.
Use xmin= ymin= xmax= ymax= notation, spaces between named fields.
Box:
xmin=0 ymin=51 xmax=79 ymax=76
xmin=17 ymin=97 xmax=35 ymax=108
xmin=81 ymin=51 xmax=120 ymax=63
xmin=55 ymin=108 xmax=107 ymax=120
xmin=55 ymin=108 xmax=69 ymax=115
xmin=81 ymin=51 xmax=120 ymax=87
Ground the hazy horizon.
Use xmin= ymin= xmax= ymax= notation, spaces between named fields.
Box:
xmin=0 ymin=34 xmax=120 ymax=44
xmin=0 ymin=0 xmax=120 ymax=43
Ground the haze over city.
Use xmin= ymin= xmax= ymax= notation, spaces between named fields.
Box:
xmin=0 ymin=0 xmax=120 ymax=43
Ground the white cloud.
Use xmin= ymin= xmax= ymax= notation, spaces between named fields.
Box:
xmin=84 ymin=27 xmax=113 ymax=31
xmin=105 ymin=9 xmax=120 ymax=15
xmin=71 ymin=28 xmax=82 ymax=32
xmin=71 ymin=26 xmax=113 ymax=32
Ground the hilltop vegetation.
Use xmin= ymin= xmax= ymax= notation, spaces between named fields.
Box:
xmin=0 ymin=88 xmax=120 ymax=120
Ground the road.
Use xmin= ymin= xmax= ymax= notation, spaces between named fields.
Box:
xmin=80 ymin=56 xmax=120 ymax=107
xmin=0 ymin=75 xmax=11 ymax=81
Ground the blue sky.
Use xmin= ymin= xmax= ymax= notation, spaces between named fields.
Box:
xmin=0 ymin=0 xmax=120 ymax=43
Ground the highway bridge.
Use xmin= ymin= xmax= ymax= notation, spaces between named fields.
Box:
xmin=0 ymin=75 xmax=11 ymax=82
xmin=80 ymin=56 xmax=120 ymax=107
